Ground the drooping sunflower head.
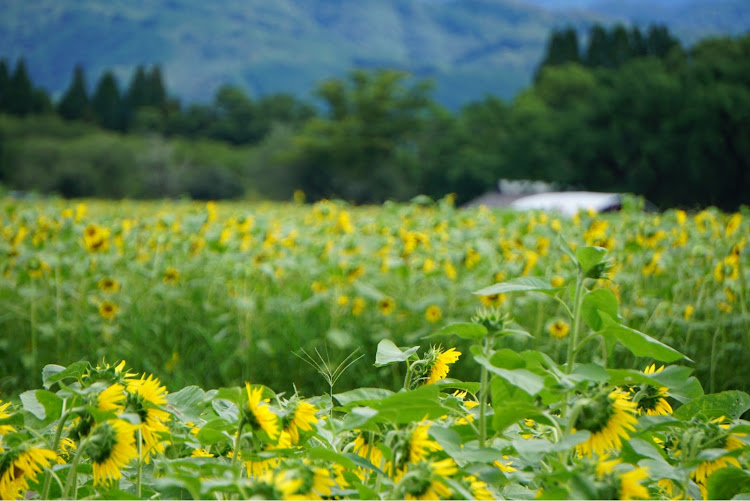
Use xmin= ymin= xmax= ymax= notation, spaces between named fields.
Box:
xmin=0 ymin=396 xmax=16 ymax=435
xmin=394 ymin=458 xmax=458 ymax=500
xmin=574 ymin=387 xmax=638 ymax=457
xmin=675 ymin=416 xmax=747 ymax=486
xmin=282 ymin=398 xmax=318 ymax=444
xmin=407 ymin=422 xmax=442 ymax=464
xmin=0 ymin=443 xmax=57 ymax=500
xmin=83 ymin=360 xmax=133 ymax=387
xmin=243 ymin=383 xmax=280 ymax=442
xmin=594 ymin=455 xmax=651 ymax=500
xmin=89 ymin=419 xmax=138 ymax=486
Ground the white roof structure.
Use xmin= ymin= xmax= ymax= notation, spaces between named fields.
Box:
xmin=509 ymin=191 xmax=622 ymax=216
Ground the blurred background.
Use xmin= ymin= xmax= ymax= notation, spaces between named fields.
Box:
xmin=1 ymin=0 xmax=749 ymax=209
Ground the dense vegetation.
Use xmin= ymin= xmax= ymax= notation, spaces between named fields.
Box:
xmin=1 ymin=25 xmax=749 ymax=208
xmin=1 ymin=197 xmax=749 ymax=499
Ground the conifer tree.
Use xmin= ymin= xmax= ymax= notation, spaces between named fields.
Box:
xmin=538 ymin=27 xmax=580 ymax=75
xmin=91 ymin=70 xmax=123 ymax=131
xmin=57 ymin=64 xmax=91 ymax=121
xmin=7 ymin=59 xmax=34 ymax=116
xmin=0 ymin=59 xmax=10 ymax=113
xmin=584 ymin=24 xmax=611 ymax=68
xmin=146 ymin=65 xmax=167 ymax=109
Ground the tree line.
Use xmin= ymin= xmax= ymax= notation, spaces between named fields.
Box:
xmin=1 ymin=23 xmax=749 ymax=210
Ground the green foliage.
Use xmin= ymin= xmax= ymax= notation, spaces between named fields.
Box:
xmin=57 ymin=65 xmax=92 ymax=122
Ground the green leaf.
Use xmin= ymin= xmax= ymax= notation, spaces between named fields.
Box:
xmin=673 ymin=391 xmax=750 ymax=421
xmin=473 ymin=351 xmax=545 ymax=396
xmin=374 ymin=339 xmax=419 ymax=367
xmin=512 ymin=432 xmax=590 ymax=462
xmin=334 ymin=388 xmax=394 ymax=407
xmin=598 ymin=312 xmax=686 ymax=362
xmin=20 ymin=389 xmax=63 ymax=422
xmin=42 ymin=361 xmax=88 ymax=389
xmin=581 ymin=288 xmax=619 ymax=331
xmin=338 ymin=385 xmax=446 ymax=424
xmin=306 ymin=447 xmax=358 ymax=470
xmin=491 ymin=377 xmax=552 ymax=432
xmin=430 ymin=322 xmax=488 ymax=340
xmin=706 ymin=467 xmax=750 ymax=500
xmin=473 ymin=276 xmax=554 ymax=296
xmin=196 ymin=418 xmax=233 ymax=445
xmin=340 ymin=407 xmax=379 ymax=431
xmin=575 ymin=246 xmax=607 ymax=273
xmin=429 ymin=426 xmax=501 ymax=466
xmin=558 ymin=235 xmax=579 ymax=268
xmin=167 ymin=386 xmax=210 ymax=423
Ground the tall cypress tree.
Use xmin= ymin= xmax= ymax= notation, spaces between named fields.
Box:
xmin=146 ymin=65 xmax=167 ymax=109
xmin=57 ymin=64 xmax=91 ymax=121
xmin=0 ymin=59 xmax=10 ymax=114
xmin=646 ymin=24 xmax=680 ymax=58
xmin=91 ymin=70 xmax=123 ymax=131
xmin=123 ymin=65 xmax=149 ymax=130
xmin=7 ymin=59 xmax=34 ymax=116
xmin=584 ymin=24 xmax=611 ymax=68
xmin=611 ymin=24 xmax=632 ymax=67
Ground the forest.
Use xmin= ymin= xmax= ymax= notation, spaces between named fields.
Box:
xmin=1 ymin=23 xmax=748 ymax=210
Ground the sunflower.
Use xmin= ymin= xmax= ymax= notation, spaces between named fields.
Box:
xmin=494 ymin=455 xmax=517 ymax=473
xmin=351 ymin=432 xmax=387 ymax=472
xmin=547 ymin=319 xmax=570 ymax=339
xmin=575 ymin=388 xmax=638 ymax=457
xmin=0 ymin=444 xmax=57 ymax=500
xmin=0 ymin=397 xmax=16 ymax=435
xmin=424 ymin=305 xmax=442 ymax=323
xmin=595 ymin=455 xmax=650 ymax=500
xmin=83 ymin=223 xmax=110 ymax=252
xmin=408 ymin=422 xmax=442 ymax=464
xmin=243 ymin=430 xmax=292 ymax=477
xmin=283 ymin=400 xmax=318 ymax=444
xmin=244 ymin=383 xmax=280 ymax=441
xmin=252 ymin=469 xmax=304 ymax=500
xmin=351 ymin=297 xmax=366 ymax=316
xmin=479 ymin=293 xmax=507 ymax=307
xmin=89 ymin=419 xmax=138 ymax=486
xmin=97 ymin=383 xmax=126 ymax=412
xmin=425 ymin=347 xmax=461 ymax=385
xmin=97 ymin=277 xmax=120 ymax=294
xmin=283 ymin=462 xmax=337 ymax=500
xmin=466 ymin=475 xmax=494 ymax=500
xmin=378 ymin=297 xmax=396 ymax=316
xmin=125 ymin=374 xmax=171 ymax=461
xmin=633 ymin=365 xmax=672 ymax=416
xmin=163 ymin=266 xmax=180 ymax=285
xmin=98 ymin=300 xmax=119 ymax=320
xmin=691 ymin=416 xmax=745 ymax=485
xmin=394 ymin=458 xmax=458 ymax=500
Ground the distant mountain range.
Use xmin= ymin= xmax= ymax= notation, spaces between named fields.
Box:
xmin=1 ymin=0 xmax=748 ymax=109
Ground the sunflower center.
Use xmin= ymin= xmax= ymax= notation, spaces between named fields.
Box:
xmin=575 ymin=394 xmax=615 ymax=433
xmin=90 ymin=422 xmax=118 ymax=464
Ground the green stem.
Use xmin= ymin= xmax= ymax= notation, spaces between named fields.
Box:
xmin=62 ymin=436 xmax=88 ymax=500
xmin=566 ymin=272 xmax=586 ymax=374
xmin=41 ymin=406 xmax=71 ymax=500
xmin=478 ymin=339 xmax=490 ymax=448
xmin=710 ymin=327 xmax=721 ymax=394
xmin=231 ymin=418 xmax=245 ymax=470
xmin=136 ymin=428 xmax=143 ymax=498
xmin=30 ymin=296 xmax=37 ymax=378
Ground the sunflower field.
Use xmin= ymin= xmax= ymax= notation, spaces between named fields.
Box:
xmin=1 ymin=194 xmax=749 ymax=499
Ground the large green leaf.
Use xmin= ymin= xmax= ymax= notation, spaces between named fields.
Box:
xmin=491 ymin=377 xmax=553 ymax=432
xmin=673 ymin=390 xmax=750 ymax=421
xmin=429 ymin=322 xmax=488 ymax=340
xmin=334 ymin=388 xmax=394 ymax=407
xmin=581 ymin=288 xmax=619 ymax=331
xmin=473 ymin=350 xmax=545 ymax=396
xmin=42 ymin=361 xmax=88 ymax=389
xmin=598 ymin=312 xmax=686 ymax=362
xmin=575 ymin=246 xmax=607 ymax=274
xmin=374 ymin=339 xmax=419 ymax=367
xmin=706 ymin=467 xmax=750 ymax=500
xmin=429 ymin=426 xmax=501 ymax=466
xmin=20 ymin=389 xmax=62 ymax=422
xmin=337 ymin=385 xmax=446 ymax=424
xmin=511 ymin=432 xmax=589 ymax=463
xmin=167 ymin=385 xmax=210 ymax=423
xmin=473 ymin=276 xmax=554 ymax=296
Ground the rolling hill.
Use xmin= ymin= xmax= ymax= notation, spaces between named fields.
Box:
xmin=1 ymin=0 xmax=748 ymax=109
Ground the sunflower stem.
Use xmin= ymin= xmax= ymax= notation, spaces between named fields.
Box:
xmin=478 ymin=337 xmax=490 ymax=448
xmin=41 ymin=405 xmax=71 ymax=500
xmin=136 ymin=428 xmax=143 ymax=498
xmin=566 ymin=271 xmax=586 ymax=374
xmin=62 ymin=436 xmax=89 ymax=500
xmin=231 ymin=418 xmax=245 ymax=470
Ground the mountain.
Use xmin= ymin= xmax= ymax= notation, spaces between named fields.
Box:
xmin=1 ymin=0 xmax=748 ymax=109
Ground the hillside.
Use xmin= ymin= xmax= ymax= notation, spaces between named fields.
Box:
xmin=1 ymin=0 xmax=748 ymax=108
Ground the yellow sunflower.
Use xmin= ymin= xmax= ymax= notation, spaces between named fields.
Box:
xmin=351 ymin=433 xmax=387 ymax=472
xmin=98 ymin=300 xmax=119 ymax=320
xmin=596 ymin=455 xmax=650 ymax=500
xmin=83 ymin=223 xmax=110 ymax=252
xmin=0 ymin=445 xmax=57 ymax=500
xmin=395 ymin=458 xmax=458 ymax=500
xmin=125 ymin=374 xmax=171 ymax=461
xmin=284 ymin=400 xmax=318 ymax=444
xmin=0 ymin=397 xmax=16 ymax=435
xmin=634 ymin=365 xmax=672 ymax=416
xmin=691 ymin=416 xmax=745 ymax=485
xmin=97 ymin=383 xmax=126 ymax=412
xmin=378 ymin=297 xmax=396 ymax=316
xmin=89 ymin=419 xmax=138 ymax=486
xmin=408 ymin=422 xmax=442 ymax=464
xmin=424 ymin=305 xmax=442 ymax=323
xmin=244 ymin=383 xmax=280 ymax=441
xmin=575 ymin=388 xmax=638 ymax=457
xmin=547 ymin=319 xmax=570 ymax=339
xmin=425 ymin=347 xmax=461 ymax=384
xmin=97 ymin=277 xmax=120 ymax=294
xmin=243 ymin=430 xmax=292 ymax=477
xmin=163 ymin=266 xmax=180 ymax=285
